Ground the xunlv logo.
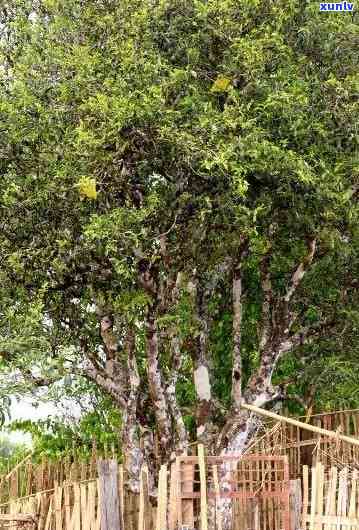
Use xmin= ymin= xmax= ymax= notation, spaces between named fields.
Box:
xmin=320 ymin=2 xmax=354 ymax=9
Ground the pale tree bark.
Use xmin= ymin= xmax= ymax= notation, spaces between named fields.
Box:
xmin=192 ymin=279 xmax=214 ymax=446
xmin=81 ymin=309 xmax=129 ymax=408
xmin=139 ymin=257 xmax=173 ymax=459
xmin=146 ymin=305 xmax=172 ymax=455
xmin=121 ymin=327 xmax=143 ymax=492
xmin=215 ymin=237 xmax=318 ymax=530
xmin=191 ymin=261 xmax=233 ymax=446
xmin=165 ymin=331 xmax=189 ymax=454
xmin=164 ymin=270 xmax=189 ymax=455
xmin=284 ymin=238 xmax=317 ymax=304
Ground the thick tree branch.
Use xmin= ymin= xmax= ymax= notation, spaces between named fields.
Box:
xmin=165 ymin=332 xmax=189 ymax=452
xmin=231 ymin=242 xmax=248 ymax=410
xmin=99 ymin=314 xmax=119 ymax=361
xmin=192 ymin=277 xmax=214 ymax=444
xmin=122 ymin=327 xmax=143 ymax=491
xmin=146 ymin=305 xmax=172 ymax=453
xmin=284 ymin=238 xmax=317 ymax=304
xmin=82 ymin=361 xmax=127 ymax=409
xmin=259 ymin=249 xmax=274 ymax=350
xmin=278 ymin=317 xmax=334 ymax=354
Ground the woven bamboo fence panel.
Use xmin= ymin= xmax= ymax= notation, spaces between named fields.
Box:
xmin=302 ymin=462 xmax=359 ymax=529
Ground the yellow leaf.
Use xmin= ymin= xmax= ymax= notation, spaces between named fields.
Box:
xmin=211 ymin=76 xmax=232 ymax=93
xmin=76 ymin=177 xmax=98 ymax=200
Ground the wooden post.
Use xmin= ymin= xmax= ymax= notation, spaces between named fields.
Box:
xmin=138 ymin=466 xmax=145 ymax=530
xmin=156 ymin=464 xmax=168 ymax=530
xmin=181 ymin=451 xmax=195 ymax=528
xmin=176 ymin=458 xmax=183 ymax=529
xmin=213 ymin=465 xmax=223 ymax=530
xmin=54 ymin=483 xmax=62 ymax=530
xmin=139 ymin=464 xmax=150 ymax=530
xmin=198 ymin=444 xmax=208 ymax=530
xmin=73 ymin=482 xmax=81 ymax=530
xmin=98 ymin=459 xmax=122 ymax=530
xmin=309 ymin=465 xmax=317 ymax=530
xmin=168 ymin=462 xmax=178 ymax=530
xmin=302 ymin=465 xmax=309 ymax=529
xmin=80 ymin=483 xmax=89 ymax=529
xmin=290 ymin=479 xmax=302 ymax=530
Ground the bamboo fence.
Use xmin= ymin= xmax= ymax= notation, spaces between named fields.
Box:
xmin=244 ymin=407 xmax=359 ymax=479
xmin=302 ymin=462 xmax=359 ymax=529
xmin=0 ymin=462 xmax=154 ymax=530
xmin=2 ymin=408 xmax=359 ymax=529
xmin=0 ymin=451 xmax=294 ymax=530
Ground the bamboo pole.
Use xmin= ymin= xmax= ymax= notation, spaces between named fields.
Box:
xmin=298 ymin=408 xmax=359 ymax=420
xmin=241 ymin=404 xmax=359 ymax=447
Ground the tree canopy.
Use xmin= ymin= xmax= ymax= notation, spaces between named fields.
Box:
xmin=0 ymin=0 xmax=358 ymax=485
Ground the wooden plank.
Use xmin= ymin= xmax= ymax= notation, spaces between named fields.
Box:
xmin=168 ymin=462 xmax=178 ymax=530
xmin=176 ymin=458 xmax=182 ymax=528
xmin=80 ymin=483 xmax=89 ymax=530
xmin=338 ymin=468 xmax=349 ymax=523
xmin=138 ymin=465 xmax=149 ymax=530
xmin=310 ymin=465 xmax=317 ymax=530
xmin=156 ymin=464 xmax=167 ymax=530
xmin=44 ymin=496 xmax=53 ymax=530
xmin=38 ymin=493 xmax=50 ymax=530
xmin=98 ymin=460 xmax=121 ymax=530
xmin=54 ymin=483 xmax=62 ymax=530
xmin=254 ymin=499 xmax=260 ymax=530
xmin=274 ymin=460 xmax=280 ymax=530
xmin=95 ymin=479 xmax=101 ymax=530
xmin=290 ymin=479 xmax=302 ymax=530
xmin=198 ymin=444 xmax=208 ymax=530
xmin=324 ymin=467 xmax=332 ymax=530
xmin=87 ymin=481 xmax=97 ymax=530
xmin=72 ymin=482 xmax=81 ymax=530
xmin=262 ymin=448 xmax=267 ymax=530
xmin=329 ymin=467 xmax=338 ymax=530
xmin=282 ymin=457 xmax=291 ymax=530
xmin=213 ymin=465 xmax=223 ymax=530
xmin=316 ymin=463 xmax=324 ymax=530
xmin=181 ymin=458 xmax=194 ymax=527
xmin=64 ymin=484 xmax=71 ymax=530
xmin=349 ymin=469 xmax=357 ymax=515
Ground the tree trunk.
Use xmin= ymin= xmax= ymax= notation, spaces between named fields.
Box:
xmin=121 ymin=328 xmax=143 ymax=493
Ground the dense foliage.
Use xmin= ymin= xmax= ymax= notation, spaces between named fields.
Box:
xmin=0 ymin=0 xmax=357 ymax=470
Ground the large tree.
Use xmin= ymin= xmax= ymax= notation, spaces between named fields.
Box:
xmin=0 ymin=0 xmax=358 ymax=504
